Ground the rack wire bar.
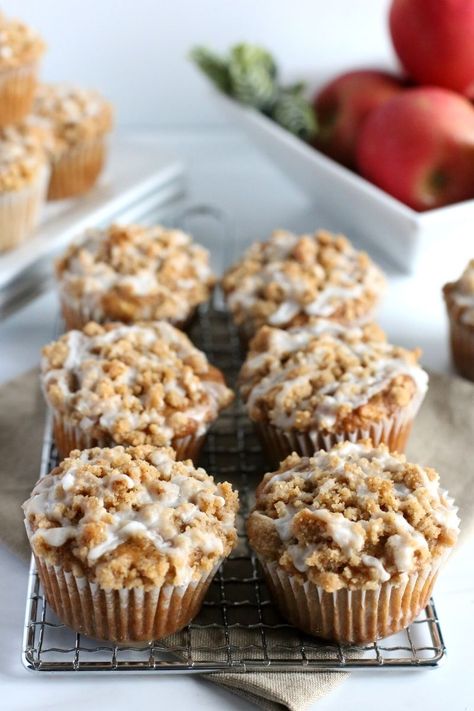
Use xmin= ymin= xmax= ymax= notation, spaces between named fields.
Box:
xmin=22 ymin=305 xmax=446 ymax=673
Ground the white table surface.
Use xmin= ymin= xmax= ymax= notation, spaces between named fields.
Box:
xmin=0 ymin=129 xmax=473 ymax=711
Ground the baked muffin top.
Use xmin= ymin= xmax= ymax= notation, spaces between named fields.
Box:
xmin=239 ymin=321 xmax=428 ymax=433
xmin=222 ymin=229 xmax=385 ymax=336
xmin=443 ymin=260 xmax=474 ymax=326
xmin=32 ymin=83 xmax=113 ymax=155
xmin=0 ymin=12 xmax=45 ymax=68
xmin=56 ymin=224 xmax=216 ymax=325
xmin=41 ymin=321 xmax=234 ymax=446
xmin=0 ymin=124 xmax=48 ymax=191
xmin=247 ymin=442 xmax=459 ymax=592
xmin=23 ymin=445 xmax=238 ymax=589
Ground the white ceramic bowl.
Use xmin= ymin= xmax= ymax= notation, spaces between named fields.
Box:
xmin=213 ymin=90 xmax=474 ymax=275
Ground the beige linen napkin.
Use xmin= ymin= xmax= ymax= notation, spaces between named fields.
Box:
xmin=1 ymin=369 xmax=473 ymax=710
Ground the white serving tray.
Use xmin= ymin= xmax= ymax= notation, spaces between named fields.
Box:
xmin=0 ymin=135 xmax=185 ymax=318
xmin=213 ymin=91 xmax=474 ymax=275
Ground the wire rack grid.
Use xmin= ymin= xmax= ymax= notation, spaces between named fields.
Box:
xmin=22 ymin=304 xmax=446 ymax=674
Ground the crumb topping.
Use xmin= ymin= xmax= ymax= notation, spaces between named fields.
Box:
xmin=239 ymin=321 xmax=428 ymax=433
xmin=41 ymin=321 xmax=234 ymax=445
xmin=0 ymin=124 xmax=48 ymax=191
xmin=222 ymin=229 xmax=386 ymax=336
xmin=444 ymin=260 xmax=474 ymax=326
xmin=56 ymin=224 xmax=216 ymax=324
xmin=0 ymin=12 xmax=45 ymax=68
xmin=32 ymin=83 xmax=113 ymax=156
xmin=23 ymin=445 xmax=239 ymax=588
xmin=248 ymin=442 xmax=459 ymax=592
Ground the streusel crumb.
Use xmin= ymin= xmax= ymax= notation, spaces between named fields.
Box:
xmin=222 ymin=229 xmax=385 ymax=337
xmin=56 ymin=224 xmax=216 ymax=325
xmin=0 ymin=124 xmax=47 ymax=191
xmin=32 ymin=84 xmax=113 ymax=157
xmin=443 ymin=260 xmax=474 ymax=327
xmin=0 ymin=12 xmax=45 ymax=68
xmin=247 ymin=441 xmax=459 ymax=592
xmin=41 ymin=321 xmax=234 ymax=445
xmin=239 ymin=321 xmax=428 ymax=433
xmin=23 ymin=445 xmax=239 ymax=589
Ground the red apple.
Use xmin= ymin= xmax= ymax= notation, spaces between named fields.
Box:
xmin=390 ymin=0 xmax=474 ymax=98
xmin=356 ymin=87 xmax=474 ymax=211
xmin=313 ymin=70 xmax=405 ymax=168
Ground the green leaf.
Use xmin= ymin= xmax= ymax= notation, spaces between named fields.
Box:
xmin=271 ymin=90 xmax=318 ymax=141
xmin=189 ymin=46 xmax=231 ymax=93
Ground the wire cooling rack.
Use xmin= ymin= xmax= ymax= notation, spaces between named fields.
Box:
xmin=22 ymin=305 xmax=446 ymax=673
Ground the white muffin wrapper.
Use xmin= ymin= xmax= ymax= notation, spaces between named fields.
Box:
xmin=0 ymin=164 xmax=49 ymax=252
xmin=35 ymin=556 xmax=220 ymax=642
xmin=258 ymin=554 xmax=448 ymax=644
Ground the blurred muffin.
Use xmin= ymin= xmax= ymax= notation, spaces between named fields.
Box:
xmin=32 ymin=83 xmax=113 ymax=199
xmin=0 ymin=12 xmax=45 ymax=126
xmin=41 ymin=321 xmax=234 ymax=461
xmin=0 ymin=124 xmax=49 ymax=251
xmin=55 ymin=224 xmax=216 ymax=330
xmin=222 ymin=229 xmax=385 ymax=345
xmin=247 ymin=441 xmax=459 ymax=644
xmin=443 ymin=260 xmax=474 ymax=381
xmin=23 ymin=445 xmax=238 ymax=641
xmin=239 ymin=320 xmax=428 ymax=463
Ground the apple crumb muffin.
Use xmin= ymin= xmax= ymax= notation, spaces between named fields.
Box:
xmin=0 ymin=12 xmax=45 ymax=126
xmin=41 ymin=321 xmax=234 ymax=460
xmin=443 ymin=260 xmax=474 ymax=381
xmin=239 ymin=320 xmax=428 ymax=461
xmin=248 ymin=441 xmax=459 ymax=642
xmin=23 ymin=445 xmax=239 ymax=641
xmin=56 ymin=224 xmax=216 ymax=329
xmin=32 ymin=83 xmax=113 ymax=199
xmin=0 ymin=123 xmax=49 ymax=251
xmin=222 ymin=229 xmax=385 ymax=344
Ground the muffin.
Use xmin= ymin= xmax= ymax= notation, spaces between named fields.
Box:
xmin=0 ymin=124 xmax=49 ymax=252
xmin=247 ymin=441 xmax=459 ymax=644
xmin=55 ymin=224 xmax=216 ymax=330
xmin=0 ymin=12 xmax=45 ymax=126
xmin=443 ymin=260 xmax=474 ymax=381
xmin=222 ymin=229 xmax=386 ymax=345
xmin=32 ymin=83 xmax=113 ymax=199
xmin=41 ymin=321 xmax=234 ymax=460
xmin=239 ymin=320 xmax=428 ymax=463
xmin=23 ymin=445 xmax=238 ymax=642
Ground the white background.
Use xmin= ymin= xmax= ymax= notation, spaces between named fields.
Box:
xmin=4 ymin=0 xmax=396 ymax=127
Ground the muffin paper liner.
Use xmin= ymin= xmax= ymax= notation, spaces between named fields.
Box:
xmin=0 ymin=165 xmax=49 ymax=252
xmin=258 ymin=555 xmax=447 ymax=644
xmin=34 ymin=556 xmax=219 ymax=642
xmin=48 ymin=136 xmax=107 ymax=200
xmin=0 ymin=62 xmax=39 ymax=126
xmin=59 ymin=298 xmax=199 ymax=333
xmin=447 ymin=314 xmax=474 ymax=382
xmin=254 ymin=394 xmax=425 ymax=466
xmin=52 ymin=414 xmax=207 ymax=464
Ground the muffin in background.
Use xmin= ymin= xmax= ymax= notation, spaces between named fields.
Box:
xmin=41 ymin=320 xmax=234 ymax=461
xmin=0 ymin=12 xmax=45 ymax=126
xmin=247 ymin=442 xmax=459 ymax=644
xmin=443 ymin=261 xmax=474 ymax=381
xmin=23 ymin=445 xmax=239 ymax=642
xmin=222 ymin=229 xmax=386 ymax=346
xmin=32 ymin=83 xmax=113 ymax=199
xmin=0 ymin=124 xmax=49 ymax=252
xmin=55 ymin=224 xmax=216 ymax=330
xmin=239 ymin=320 xmax=428 ymax=463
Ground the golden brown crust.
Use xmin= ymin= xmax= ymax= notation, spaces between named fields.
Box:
xmin=222 ymin=229 xmax=386 ymax=338
xmin=0 ymin=123 xmax=48 ymax=191
xmin=41 ymin=321 xmax=234 ymax=447
xmin=0 ymin=13 xmax=45 ymax=68
xmin=248 ymin=442 xmax=459 ymax=592
xmin=239 ymin=321 xmax=428 ymax=434
xmin=55 ymin=224 xmax=216 ymax=325
xmin=23 ymin=445 xmax=239 ymax=590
